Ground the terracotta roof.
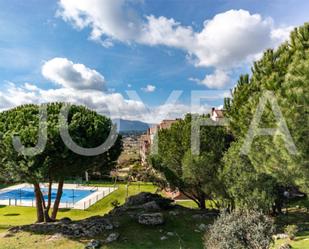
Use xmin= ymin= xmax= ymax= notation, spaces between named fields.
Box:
xmin=214 ymin=109 xmax=224 ymax=118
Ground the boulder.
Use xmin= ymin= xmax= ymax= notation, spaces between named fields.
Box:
xmin=142 ymin=201 xmax=161 ymax=211
xmin=59 ymin=217 xmax=72 ymax=224
xmin=85 ymin=239 xmax=101 ymax=249
xmin=126 ymin=192 xmax=173 ymax=209
xmin=105 ymin=232 xmax=120 ymax=243
xmin=278 ymin=243 xmax=292 ymax=249
xmin=273 ymin=234 xmax=289 ymax=240
xmin=13 ymin=216 xmax=114 ymax=238
xmin=198 ymin=223 xmax=208 ymax=232
xmin=138 ymin=213 xmax=164 ymax=225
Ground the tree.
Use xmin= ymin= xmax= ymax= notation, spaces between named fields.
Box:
xmin=221 ymin=142 xmax=284 ymax=213
xmin=223 ymin=23 xmax=309 ymax=208
xmin=204 ymin=210 xmax=274 ymax=249
xmin=150 ymin=114 xmax=232 ymax=209
xmin=0 ymin=103 xmax=122 ymax=222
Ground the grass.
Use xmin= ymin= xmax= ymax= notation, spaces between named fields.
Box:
xmin=0 ymin=211 xmax=211 ymax=249
xmin=2 ymin=182 xmax=309 ymax=248
xmin=0 ymin=182 xmax=210 ymax=249
xmin=274 ymin=231 xmax=309 ymax=249
xmin=273 ymin=209 xmax=309 ymax=248
xmin=0 ymin=182 xmax=157 ymax=232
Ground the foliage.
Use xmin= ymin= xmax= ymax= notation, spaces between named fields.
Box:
xmin=223 ymin=23 xmax=309 ymax=210
xmin=204 ymin=210 xmax=274 ymax=249
xmin=150 ymin=114 xmax=232 ymax=209
xmin=111 ymin=199 xmax=121 ymax=208
xmin=284 ymin=225 xmax=298 ymax=240
xmin=0 ymin=103 xmax=122 ymax=222
xmin=222 ymin=142 xmax=284 ymax=213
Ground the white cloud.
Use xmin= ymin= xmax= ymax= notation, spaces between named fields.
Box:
xmin=57 ymin=0 xmax=143 ymax=46
xmin=141 ymin=84 xmax=156 ymax=92
xmin=57 ymin=2 xmax=293 ymax=88
xmin=0 ymin=58 xmax=199 ymax=123
xmin=192 ymin=70 xmax=231 ymax=89
xmin=0 ymin=82 xmax=148 ymax=121
xmin=271 ymin=26 xmax=294 ymax=45
xmin=42 ymin=57 xmax=106 ymax=90
xmin=0 ymin=82 xmax=211 ymax=123
xmin=192 ymin=10 xmax=274 ymax=68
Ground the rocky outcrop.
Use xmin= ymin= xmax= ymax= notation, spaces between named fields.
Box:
xmin=110 ymin=192 xmax=174 ymax=216
xmin=10 ymin=216 xmax=114 ymax=238
xmin=138 ymin=213 xmax=164 ymax=225
xmin=126 ymin=192 xmax=173 ymax=209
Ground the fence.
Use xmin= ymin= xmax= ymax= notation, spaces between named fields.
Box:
xmin=80 ymin=186 xmax=117 ymax=210
xmin=0 ymin=186 xmax=118 ymax=210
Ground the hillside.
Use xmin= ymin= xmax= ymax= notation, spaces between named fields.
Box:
xmin=113 ymin=119 xmax=153 ymax=133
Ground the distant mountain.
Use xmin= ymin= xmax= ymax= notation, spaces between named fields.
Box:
xmin=113 ymin=119 xmax=153 ymax=133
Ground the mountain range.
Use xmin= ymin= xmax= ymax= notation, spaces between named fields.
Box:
xmin=113 ymin=119 xmax=154 ymax=133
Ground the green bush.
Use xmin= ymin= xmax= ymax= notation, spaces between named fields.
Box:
xmin=204 ymin=210 xmax=274 ymax=249
xmin=111 ymin=200 xmax=120 ymax=208
xmin=284 ymin=225 xmax=298 ymax=240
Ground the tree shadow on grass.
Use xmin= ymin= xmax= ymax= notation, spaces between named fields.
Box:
xmin=57 ymin=209 xmax=71 ymax=213
xmin=3 ymin=213 xmax=20 ymax=217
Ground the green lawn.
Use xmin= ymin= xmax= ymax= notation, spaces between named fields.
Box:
xmin=0 ymin=182 xmax=210 ymax=249
xmin=273 ymin=209 xmax=309 ymax=248
xmin=0 ymin=182 xmax=157 ymax=232
xmin=2 ymin=183 xmax=309 ymax=249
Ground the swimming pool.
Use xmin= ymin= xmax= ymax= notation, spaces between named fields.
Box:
xmin=0 ymin=187 xmax=94 ymax=204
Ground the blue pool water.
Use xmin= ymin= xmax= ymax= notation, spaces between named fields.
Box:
xmin=0 ymin=188 xmax=94 ymax=203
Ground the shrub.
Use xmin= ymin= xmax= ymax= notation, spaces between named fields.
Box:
xmin=204 ymin=210 xmax=274 ymax=249
xmin=284 ymin=225 xmax=298 ymax=240
xmin=111 ymin=200 xmax=121 ymax=208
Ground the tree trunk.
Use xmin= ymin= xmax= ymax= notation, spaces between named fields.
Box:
xmin=51 ymin=180 xmax=64 ymax=220
xmin=198 ymin=198 xmax=206 ymax=209
xmin=33 ymin=183 xmax=44 ymax=223
xmin=43 ymin=179 xmax=53 ymax=222
xmin=198 ymin=194 xmax=206 ymax=209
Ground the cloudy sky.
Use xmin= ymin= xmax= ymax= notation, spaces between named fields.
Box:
xmin=0 ymin=0 xmax=308 ymax=123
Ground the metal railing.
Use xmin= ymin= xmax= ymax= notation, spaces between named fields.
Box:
xmin=0 ymin=186 xmax=118 ymax=210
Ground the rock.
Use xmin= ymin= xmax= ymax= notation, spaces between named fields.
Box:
xmin=169 ymin=211 xmax=179 ymax=216
xmin=0 ymin=232 xmax=14 ymax=238
xmin=142 ymin=201 xmax=161 ymax=211
xmin=167 ymin=232 xmax=174 ymax=236
xmin=59 ymin=217 xmax=72 ymax=224
xmin=126 ymin=192 xmax=173 ymax=209
xmin=85 ymin=239 xmax=101 ymax=249
xmin=138 ymin=213 xmax=164 ymax=226
xmin=278 ymin=243 xmax=292 ymax=249
xmin=105 ymin=233 xmax=120 ymax=243
xmin=160 ymin=236 xmax=168 ymax=241
xmin=12 ymin=216 xmax=114 ymax=238
xmin=273 ymin=234 xmax=289 ymax=240
xmin=47 ymin=233 xmax=63 ymax=241
xmin=192 ymin=211 xmax=218 ymax=219
xmin=198 ymin=223 xmax=208 ymax=231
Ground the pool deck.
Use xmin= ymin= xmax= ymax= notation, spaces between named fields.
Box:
xmin=0 ymin=183 xmax=118 ymax=210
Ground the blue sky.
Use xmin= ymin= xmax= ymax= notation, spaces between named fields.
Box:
xmin=0 ymin=0 xmax=308 ymax=122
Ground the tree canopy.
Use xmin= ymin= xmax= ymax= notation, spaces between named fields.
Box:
xmin=0 ymin=103 xmax=122 ymax=222
xmin=150 ymin=114 xmax=232 ymax=209
xmin=223 ymin=23 xmax=309 ymax=211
